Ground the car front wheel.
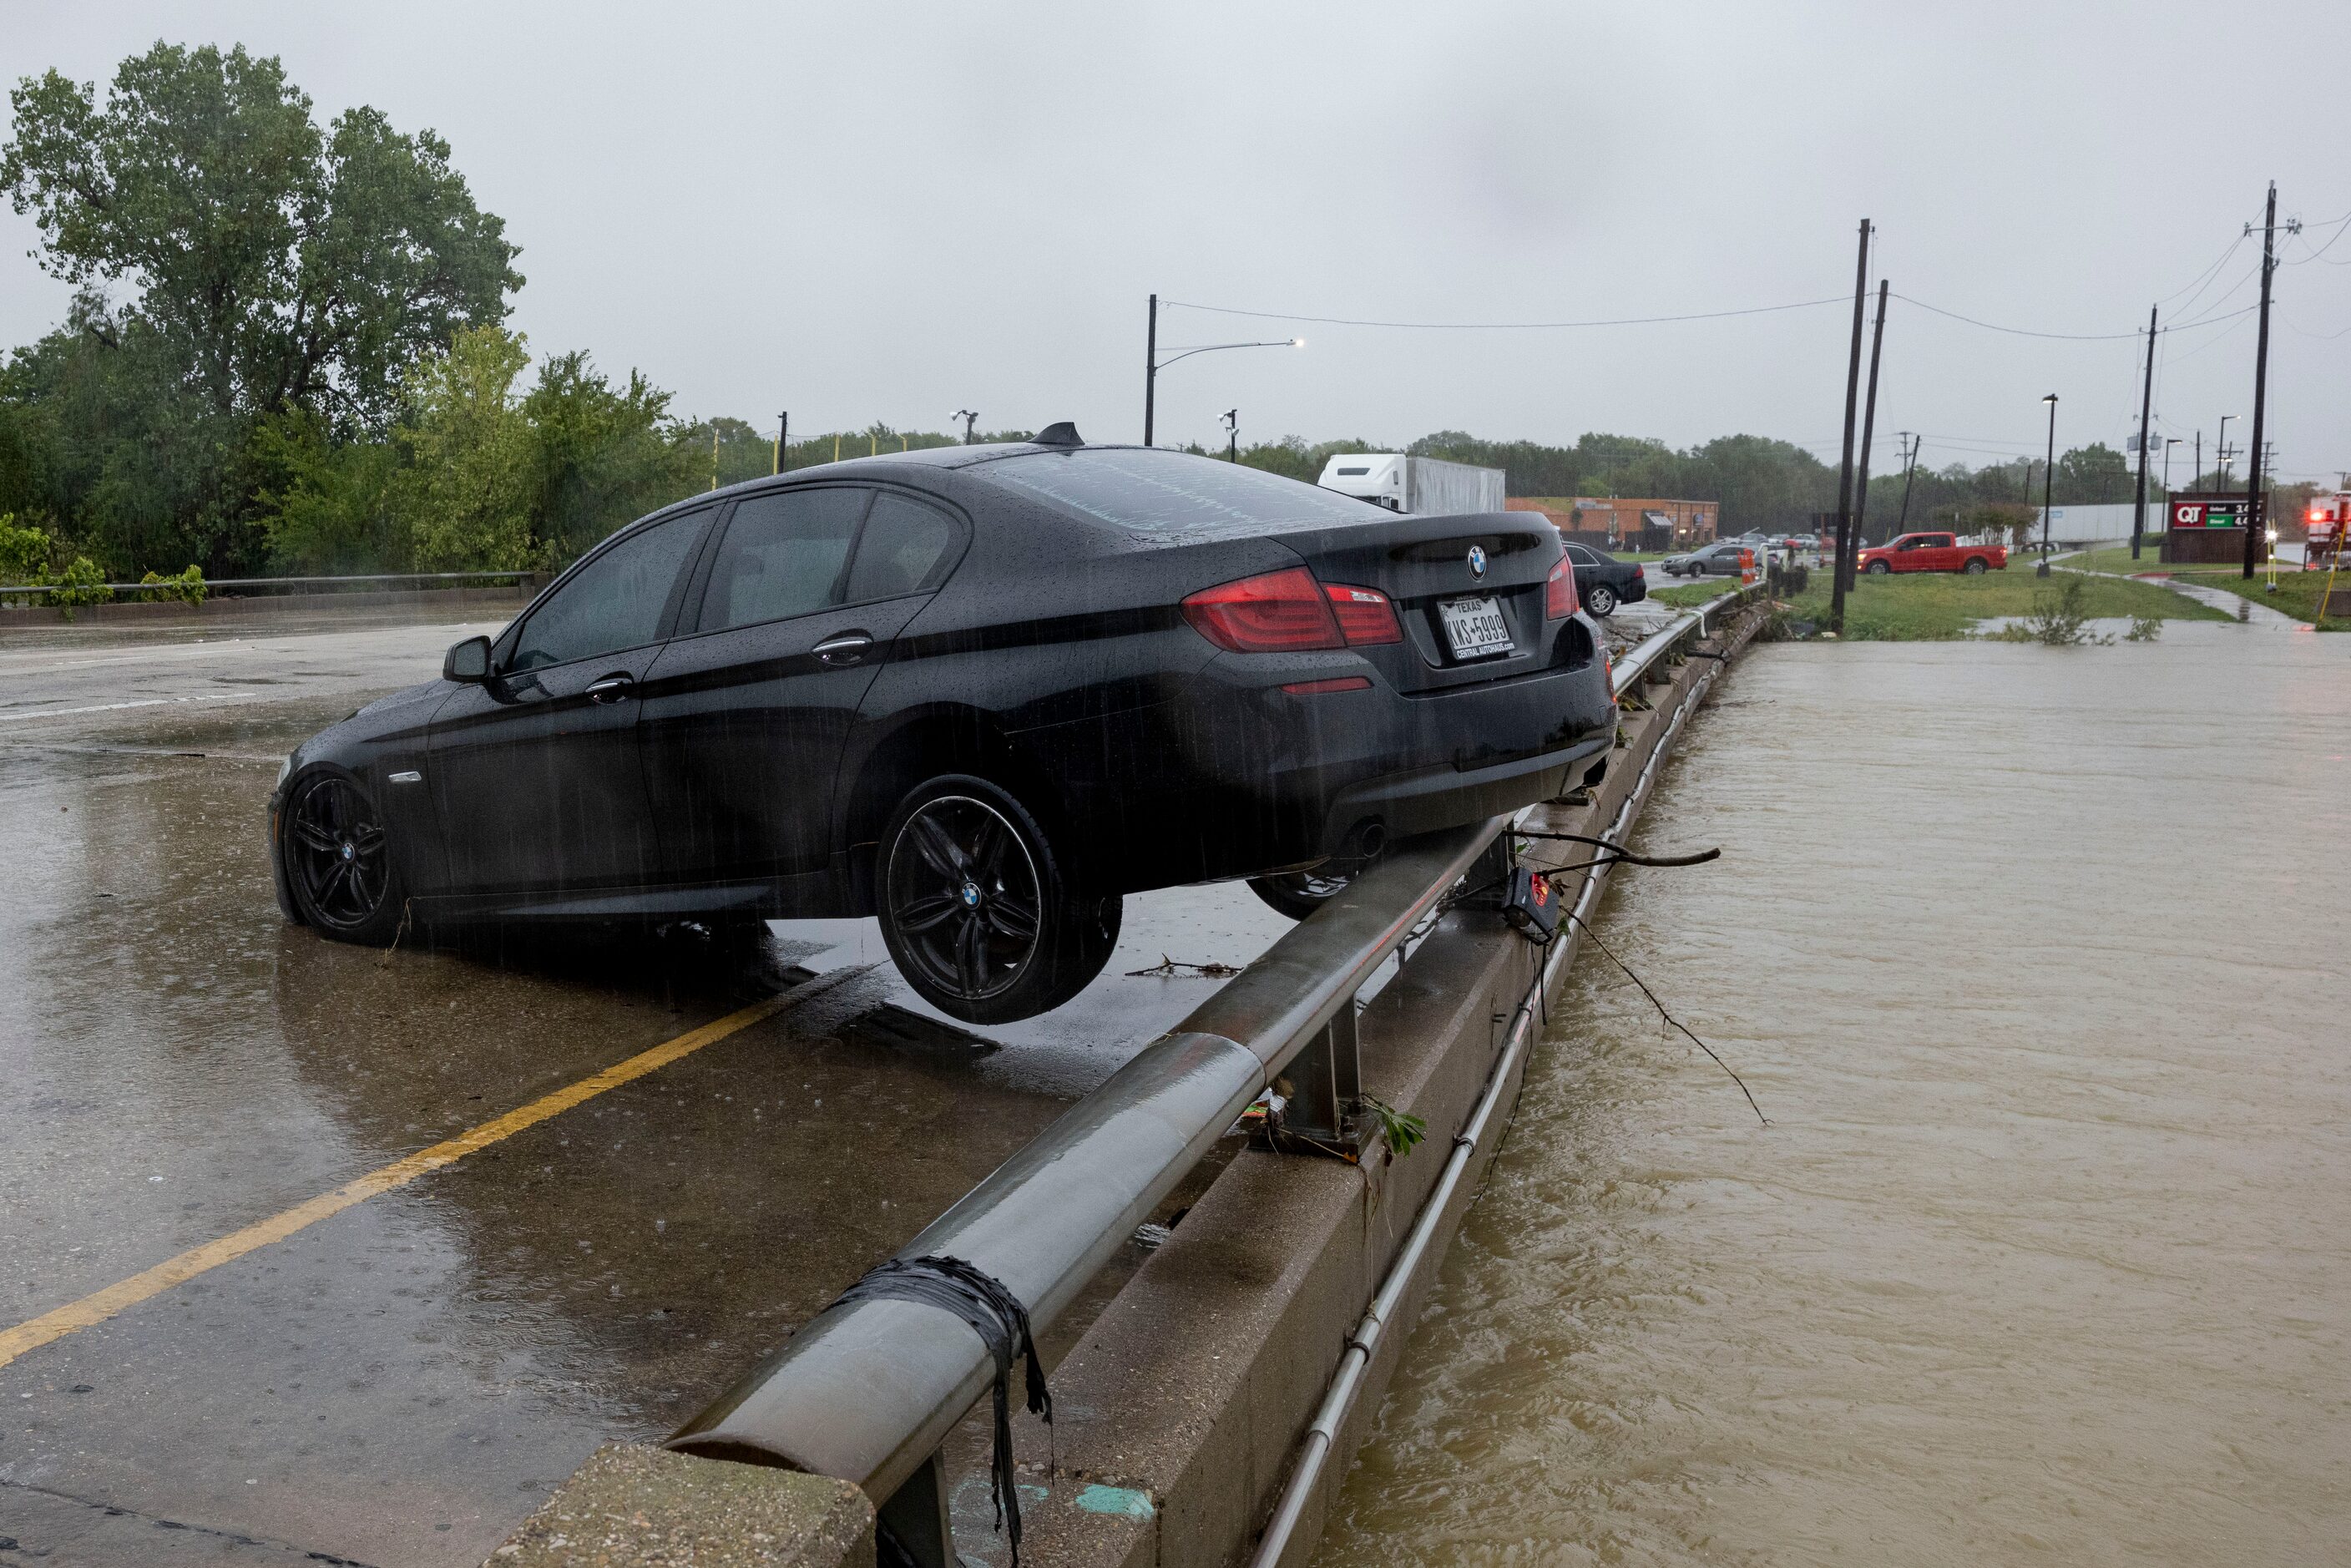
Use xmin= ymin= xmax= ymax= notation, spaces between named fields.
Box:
xmin=1865 ymin=559 xmax=1892 ymax=574
xmin=1584 ymin=583 xmax=1619 ymax=618
xmin=877 ymin=775 xmax=1121 ymax=1024
xmin=283 ymin=771 xmax=407 ymax=945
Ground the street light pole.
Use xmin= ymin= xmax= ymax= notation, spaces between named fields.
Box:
xmin=2217 ymin=413 xmax=2234 ymax=488
xmin=774 ymin=412 xmax=788 ymax=475
xmin=1142 ymin=308 xmax=1302 ymax=450
xmin=953 ymin=409 xmax=978 ymax=445
xmin=1221 ymin=408 xmax=1238 ymax=463
xmin=2038 ymin=394 xmax=2058 ymax=576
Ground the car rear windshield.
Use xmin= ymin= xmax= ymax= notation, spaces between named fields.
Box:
xmin=975 ymin=448 xmax=1388 ymax=540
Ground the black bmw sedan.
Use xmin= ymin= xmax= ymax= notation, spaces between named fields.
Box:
xmin=270 ymin=427 xmax=1615 ymax=1021
xmin=1557 ymin=539 xmax=1646 ymax=618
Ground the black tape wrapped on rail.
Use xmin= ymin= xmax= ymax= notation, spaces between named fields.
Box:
xmin=837 ymin=1253 xmax=1052 ymax=1565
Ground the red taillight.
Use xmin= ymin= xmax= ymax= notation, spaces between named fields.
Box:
xmin=1324 ymin=582 xmax=1402 ymax=645
xmin=1182 ymin=569 xmax=1403 ymax=652
xmin=1182 ymin=567 xmax=1344 ymax=652
xmin=1545 ymin=554 xmax=1578 ymax=619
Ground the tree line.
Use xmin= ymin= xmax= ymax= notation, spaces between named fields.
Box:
xmin=0 ymin=43 xmax=2278 ymax=594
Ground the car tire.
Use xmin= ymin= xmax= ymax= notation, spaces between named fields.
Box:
xmin=1584 ymin=583 xmax=1619 ymax=618
xmin=1246 ymin=865 xmax=1360 ymax=922
xmin=877 ymin=774 xmax=1121 ymax=1024
xmin=282 ymin=769 xmax=407 ymax=946
xmin=1865 ymin=559 xmax=1891 ymax=575
xmin=1964 ymin=557 xmax=1989 ymax=574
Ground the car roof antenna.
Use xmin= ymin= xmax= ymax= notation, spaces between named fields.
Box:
xmin=1030 ymin=421 xmax=1083 ymax=448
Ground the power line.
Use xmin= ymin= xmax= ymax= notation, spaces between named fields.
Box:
xmin=1156 ymin=295 xmax=1848 ymax=331
xmin=1892 ymin=292 xmax=2256 ymax=340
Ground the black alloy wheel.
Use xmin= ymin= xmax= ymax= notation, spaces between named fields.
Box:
xmin=1585 ymin=582 xmax=1619 ymax=619
xmin=285 ymin=771 xmax=405 ymax=944
xmin=878 ymin=776 xmax=1120 ymax=1023
xmin=1866 ymin=559 xmax=1892 ymax=574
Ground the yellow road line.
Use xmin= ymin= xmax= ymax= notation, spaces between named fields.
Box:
xmin=0 ymin=979 xmax=847 ymax=1372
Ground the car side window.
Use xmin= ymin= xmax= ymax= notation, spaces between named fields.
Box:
xmin=845 ymin=492 xmax=962 ymax=603
xmin=1929 ymin=534 xmax=1954 ymax=549
xmin=508 ymin=511 xmax=706 ymax=671
xmin=698 ymin=488 xmax=871 ymax=634
xmin=1565 ymin=544 xmax=1595 ymax=566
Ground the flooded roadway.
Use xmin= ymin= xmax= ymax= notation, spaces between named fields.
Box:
xmin=1315 ymin=621 xmax=2351 ymax=1565
xmin=0 ymin=612 xmax=1295 ymax=1565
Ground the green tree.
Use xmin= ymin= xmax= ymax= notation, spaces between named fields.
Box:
xmin=1 ymin=41 xmax=519 ymax=573
xmin=527 ymin=352 xmax=698 ymax=562
xmin=397 ymin=325 xmax=535 ymax=569
xmin=2053 ymin=443 xmax=2130 ymax=505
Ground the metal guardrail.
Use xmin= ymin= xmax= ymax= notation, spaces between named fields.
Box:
xmin=670 ymin=582 xmax=1766 ymax=1549
xmin=0 ymin=570 xmax=544 ymax=598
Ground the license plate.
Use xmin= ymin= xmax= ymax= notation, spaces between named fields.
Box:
xmin=1438 ymin=596 xmax=1512 ymax=660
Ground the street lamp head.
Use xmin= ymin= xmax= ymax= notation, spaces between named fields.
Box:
xmin=1290 ymin=338 xmax=1305 ymax=348
xmin=2043 ymin=393 xmax=2059 ymax=405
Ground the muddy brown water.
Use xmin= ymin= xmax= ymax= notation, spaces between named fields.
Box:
xmin=1315 ymin=625 xmax=2351 ymax=1565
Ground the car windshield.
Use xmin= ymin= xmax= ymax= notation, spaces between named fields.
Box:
xmin=975 ymin=448 xmax=1388 ymax=541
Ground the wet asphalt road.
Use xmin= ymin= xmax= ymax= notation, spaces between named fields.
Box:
xmin=0 ymin=612 xmax=1296 ymax=1565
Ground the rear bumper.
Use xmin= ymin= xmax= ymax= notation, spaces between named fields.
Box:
xmin=1025 ymin=633 xmax=1616 ymax=891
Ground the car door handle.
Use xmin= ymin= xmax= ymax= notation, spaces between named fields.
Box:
xmin=815 ymin=632 xmax=873 ymax=665
xmin=584 ymin=673 xmax=636 ymax=704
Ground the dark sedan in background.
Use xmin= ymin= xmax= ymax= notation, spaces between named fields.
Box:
xmin=270 ymin=427 xmax=1615 ymax=1021
xmin=1557 ymin=539 xmax=1646 ymax=618
xmin=1661 ymin=539 xmax=1757 ymax=578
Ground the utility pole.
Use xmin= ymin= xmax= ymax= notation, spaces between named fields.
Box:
xmin=2039 ymin=395 xmax=2058 ymax=574
xmin=1829 ymin=218 xmax=1872 ymax=635
xmin=2244 ymin=182 xmax=2292 ymax=579
xmin=953 ymin=408 xmax=978 ymax=445
xmin=1143 ymin=293 xmax=1159 ymax=447
xmin=2193 ymin=430 xmax=2202 ymax=490
xmin=1895 ymin=432 xmax=1921 ymax=532
xmin=1221 ymin=407 xmax=1238 ymax=463
xmin=2217 ymin=414 xmax=2234 ymax=488
xmin=1849 ymin=280 xmax=1890 ymax=588
xmin=774 ymin=411 xmax=788 ymax=475
xmin=2131 ymin=306 xmax=2156 ymax=559
xmin=710 ymin=426 xmax=720 ymax=491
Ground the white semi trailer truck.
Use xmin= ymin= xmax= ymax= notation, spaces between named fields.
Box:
xmin=1316 ymin=453 xmax=1507 ymax=514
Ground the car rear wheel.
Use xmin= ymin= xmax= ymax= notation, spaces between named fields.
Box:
xmin=1866 ymin=559 xmax=1891 ymax=574
xmin=877 ymin=775 xmax=1121 ymax=1024
xmin=1584 ymin=583 xmax=1619 ymax=618
xmin=1964 ymin=557 xmax=1989 ymax=574
xmin=283 ymin=771 xmax=406 ymax=945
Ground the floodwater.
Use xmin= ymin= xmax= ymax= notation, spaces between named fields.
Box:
xmin=1316 ymin=621 xmax=2351 ymax=1565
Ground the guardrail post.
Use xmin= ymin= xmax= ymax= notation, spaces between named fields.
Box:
xmin=1282 ymin=999 xmax=1361 ymax=1145
xmin=877 ymin=1450 xmax=953 ymax=1568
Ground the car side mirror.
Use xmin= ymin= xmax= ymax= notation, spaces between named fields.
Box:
xmin=443 ymin=635 xmax=492 ymax=683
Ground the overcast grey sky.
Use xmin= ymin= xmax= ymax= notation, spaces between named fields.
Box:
xmin=6 ymin=2 xmax=2348 ymax=482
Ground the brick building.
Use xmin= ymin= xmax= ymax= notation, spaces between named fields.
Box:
xmin=1507 ymin=497 xmax=1717 ymax=551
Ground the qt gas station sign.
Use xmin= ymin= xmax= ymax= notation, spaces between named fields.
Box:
xmin=2171 ymin=498 xmax=2247 ymax=529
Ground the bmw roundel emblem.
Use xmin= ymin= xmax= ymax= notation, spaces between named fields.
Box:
xmin=1467 ymin=544 xmax=1488 ymax=578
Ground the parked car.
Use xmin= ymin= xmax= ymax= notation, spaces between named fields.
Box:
xmin=1857 ymin=532 xmax=2008 ymax=575
xmin=1661 ymin=540 xmax=1756 ymax=578
xmin=268 ymin=428 xmax=1616 ymax=1022
xmin=1558 ymin=539 xmax=1646 ymax=618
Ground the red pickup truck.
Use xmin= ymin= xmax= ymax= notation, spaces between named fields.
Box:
xmin=1857 ymin=532 xmax=2007 ymax=575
